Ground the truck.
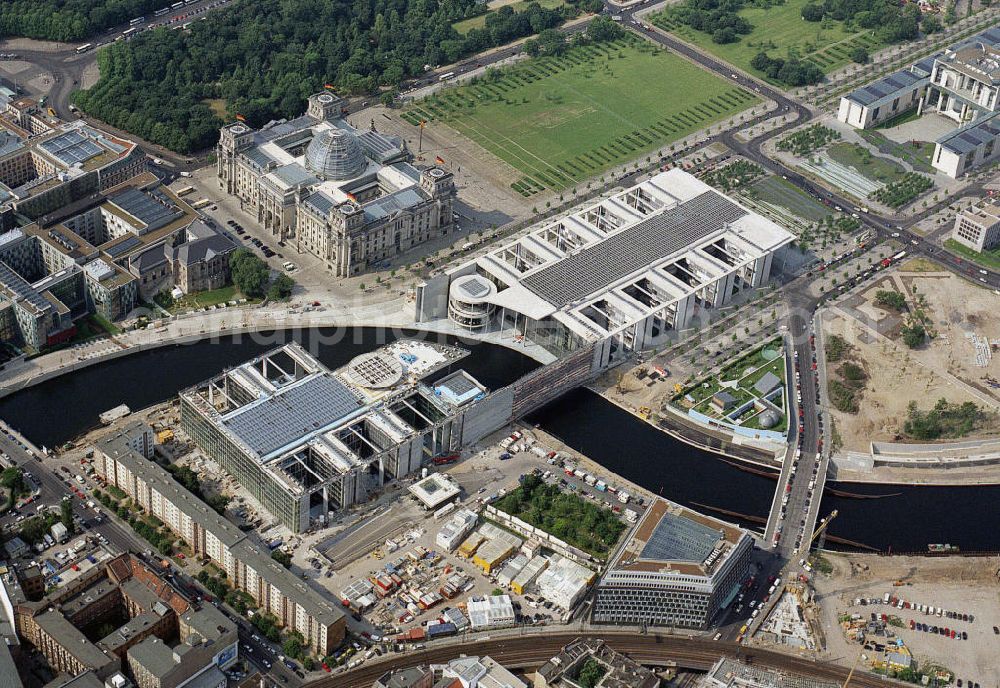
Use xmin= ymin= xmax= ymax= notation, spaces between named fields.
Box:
xmin=617 ymin=491 xmax=630 ymax=504
xmin=433 ymin=503 xmax=456 ymax=520
xmin=595 ymin=480 xmax=607 ymax=492
xmin=432 ymin=453 xmax=459 ymax=466
xmin=584 ymin=474 xmax=597 ymax=486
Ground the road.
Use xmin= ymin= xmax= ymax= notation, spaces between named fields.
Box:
xmin=0 ymin=420 xmax=304 ymax=686
xmin=320 ymin=630 xmax=897 ymax=688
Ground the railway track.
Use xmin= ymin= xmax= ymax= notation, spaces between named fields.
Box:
xmin=310 ymin=632 xmax=899 ymax=688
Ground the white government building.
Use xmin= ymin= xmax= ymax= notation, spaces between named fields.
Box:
xmin=838 ymin=27 xmax=1000 ymax=178
xmin=416 ymin=168 xmax=795 ymax=369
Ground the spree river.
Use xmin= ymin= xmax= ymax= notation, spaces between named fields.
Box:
xmin=1 ymin=328 xmax=997 ymax=553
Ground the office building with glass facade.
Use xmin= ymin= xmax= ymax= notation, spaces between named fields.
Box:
xmin=593 ymin=498 xmax=752 ymax=630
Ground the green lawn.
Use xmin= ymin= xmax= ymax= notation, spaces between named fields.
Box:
xmin=748 ymin=175 xmax=830 ymax=221
xmin=171 ymin=285 xmax=243 ymax=311
xmin=858 ymin=129 xmax=935 ymax=173
xmin=944 ymin=238 xmax=1000 ymax=271
xmin=453 ymin=0 xmax=566 ymax=34
xmin=738 ymin=357 xmax=786 ymax=392
xmin=404 ymin=38 xmax=758 ymax=194
xmin=651 ymin=0 xmax=881 ymax=78
xmin=826 ymin=142 xmax=907 ymax=184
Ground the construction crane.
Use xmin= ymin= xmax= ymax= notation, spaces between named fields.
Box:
xmin=803 ymin=510 xmax=838 ymax=553
xmin=842 ymin=650 xmax=865 ymax=688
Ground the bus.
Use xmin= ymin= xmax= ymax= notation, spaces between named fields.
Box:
xmin=129 ymin=17 xmax=144 ymax=26
xmin=154 ymin=7 xmax=169 ymax=16
xmin=122 ymin=28 xmax=138 ymax=38
xmin=190 ymin=198 xmax=212 ymax=209
xmin=174 ymin=185 xmax=195 ymax=196
xmin=75 ymin=43 xmax=93 ymax=54
xmin=438 ymin=71 xmax=456 ymax=82
xmin=171 ymin=1 xmax=184 ymax=8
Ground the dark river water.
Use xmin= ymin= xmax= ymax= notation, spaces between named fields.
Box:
xmin=1 ymin=329 xmax=996 ymax=553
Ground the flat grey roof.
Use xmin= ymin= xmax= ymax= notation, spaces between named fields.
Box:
xmin=639 ymin=510 xmax=722 ymax=564
xmin=364 ymin=187 xmax=425 ymax=222
xmin=271 ymin=163 xmax=318 ymax=188
xmin=303 ymin=190 xmax=335 ymax=216
xmin=223 ymin=374 xmax=363 ymax=457
xmin=35 ymin=611 xmax=116 ymax=670
xmin=109 ymin=186 xmax=184 ymax=230
xmin=938 ymin=111 xmax=1000 ymax=154
xmin=845 ymin=68 xmax=926 ymax=107
xmin=522 ymin=191 xmax=745 ymax=308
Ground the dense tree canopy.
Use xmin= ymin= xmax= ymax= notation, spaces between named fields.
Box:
xmin=73 ymin=0 xmax=581 ymax=152
xmin=0 ymin=0 xmax=184 ymax=42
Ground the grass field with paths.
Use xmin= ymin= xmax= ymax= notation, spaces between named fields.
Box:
xmin=403 ymin=38 xmax=758 ymax=195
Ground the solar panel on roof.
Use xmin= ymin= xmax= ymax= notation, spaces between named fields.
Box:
xmin=640 ymin=511 xmax=722 ymax=564
xmin=103 ymin=235 xmax=143 ymax=258
xmin=438 ymin=373 xmax=478 ymax=397
xmin=521 ymin=191 xmax=745 ymax=308
xmin=110 ymin=187 xmax=183 ymax=230
xmin=223 ymin=374 xmax=363 ymax=458
xmin=460 ymin=280 xmax=490 ymax=298
xmin=0 ymin=262 xmax=51 ymax=312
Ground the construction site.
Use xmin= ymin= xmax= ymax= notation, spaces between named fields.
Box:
xmin=811 ymin=552 xmax=1000 ymax=686
xmin=821 ymin=261 xmax=1000 ymax=455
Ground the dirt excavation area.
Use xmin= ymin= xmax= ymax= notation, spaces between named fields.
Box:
xmin=813 ymin=552 xmax=1000 ymax=685
xmin=821 ymin=262 xmax=1000 ymax=453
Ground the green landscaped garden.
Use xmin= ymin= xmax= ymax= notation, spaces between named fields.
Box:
xmin=825 ymin=142 xmax=906 ymax=183
xmin=403 ymin=37 xmax=758 ymax=194
xmin=673 ymin=337 xmax=787 ymax=431
xmin=944 ymin=238 xmax=1000 ymax=271
xmin=858 ymin=129 xmax=936 ymax=173
xmin=651 ymin=0 xmax=881 ymax=79
xmin=453 ymin=0 xmax=567 ymax=33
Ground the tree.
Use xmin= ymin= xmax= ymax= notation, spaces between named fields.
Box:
xmin=61 ymin=499 xmax=76 ymax=535
xmin=901 ymin=322 xmax=926 ymax=348
xmin=283 ymin=636 xmax=304 ymax=660
xmin=922 ymin=14 xmax=942 ymax=33
xmin=271 ymin=549 xmax=292 ymax=568
xmin=850 ymin=46 xmax=869 ymax=64
xmin=267 ymin=274 xmax=294 ymax=301
xmin=577 ymin=658 xmax=607 ymax=688
xmin=379 ymin=91 xmax=397 ymax=108
xmin=874 ymin=289 xmax=906 ymax=310
xmin=0 ymin=467 xmax=24 ymax=498
xmin=801 ymin=3 xmax=825 ymax=21
xmin=70 ymin=0 xmax=574 ymax=152
xmin=712 ymin=27 xmax=737 ymax=43
xmin=229 ymin=249 xmax=269 ymax=298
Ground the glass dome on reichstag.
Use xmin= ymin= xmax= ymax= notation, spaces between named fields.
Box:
xmin=304 ymin=128 xmax=367 ymax=180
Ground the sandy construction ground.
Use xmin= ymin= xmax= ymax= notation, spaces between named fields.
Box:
xmin=814 ymin=552 xmax=1000 ymax=684
xmin=823 ymin=263 xmax=1000 ymax=453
